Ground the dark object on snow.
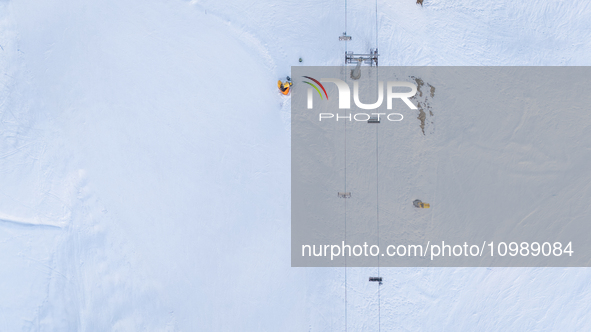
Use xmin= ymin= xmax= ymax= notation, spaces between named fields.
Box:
xmin=339 ymin=32 xmax=352 ymax=41
xmin=369 ymin=277 xmax=383 ymax=285
xmin=338 ymin=192 xmax=351 ymax=198
xmin=417 ymin=0 xmax=423 ymax=6
xmin=368 ymin=116 xmax=380 ymax=123
xmin=299 ymin=58 xmax=303 ymax=62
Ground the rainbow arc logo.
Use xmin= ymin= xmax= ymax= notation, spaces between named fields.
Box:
xmin=302 ymin=76 xmax=328 ymax=100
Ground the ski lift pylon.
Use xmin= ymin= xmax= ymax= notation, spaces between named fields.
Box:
xmin=345 ymin=48 xmax=379 ymax=66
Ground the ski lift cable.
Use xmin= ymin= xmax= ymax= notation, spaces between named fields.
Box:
xmin=375 ymin=1 xmax=381 ymax=329
xmin=344 ymin=117 xmax=348 ymax=332
xmin=375 ymin=73 xmax=382 ymax=332
xmin=344 ymin=0 xmax=348 ymax=323
xmin=345 ymin=0 xmax=347 ymax=35
xmin=376 ymin=121 xmax=382 ymax=332
xmin=375 ymin=0 xmax=378 ymax=51
xmin=343 ymin=1 xmax=350 ymax=328
xmin=345 ymin=0 xmax=348 ymax=57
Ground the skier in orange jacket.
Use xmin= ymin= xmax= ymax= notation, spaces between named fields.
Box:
xmin=278 ymin=77 xmax=292 ymax=95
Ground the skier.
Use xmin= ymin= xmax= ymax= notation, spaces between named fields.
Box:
xmin=278 ymin=76 xmax=292 ymax=95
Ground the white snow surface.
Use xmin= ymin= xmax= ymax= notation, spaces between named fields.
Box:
xmin=0 ymin=0 xmax=590 ymax=331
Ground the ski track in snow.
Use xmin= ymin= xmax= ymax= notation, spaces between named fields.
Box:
xmin=0 ymin=0 xmax=590 ymax=330
xmin=0 ymin=216 xmax=62 ymax=229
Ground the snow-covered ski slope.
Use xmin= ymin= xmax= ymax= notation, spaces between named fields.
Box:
xmin=0 ymin=0 xmax=590 ymax=330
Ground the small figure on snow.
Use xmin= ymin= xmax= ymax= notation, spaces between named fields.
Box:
xmin=278 ymin=76 xmax=292 ymax=95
